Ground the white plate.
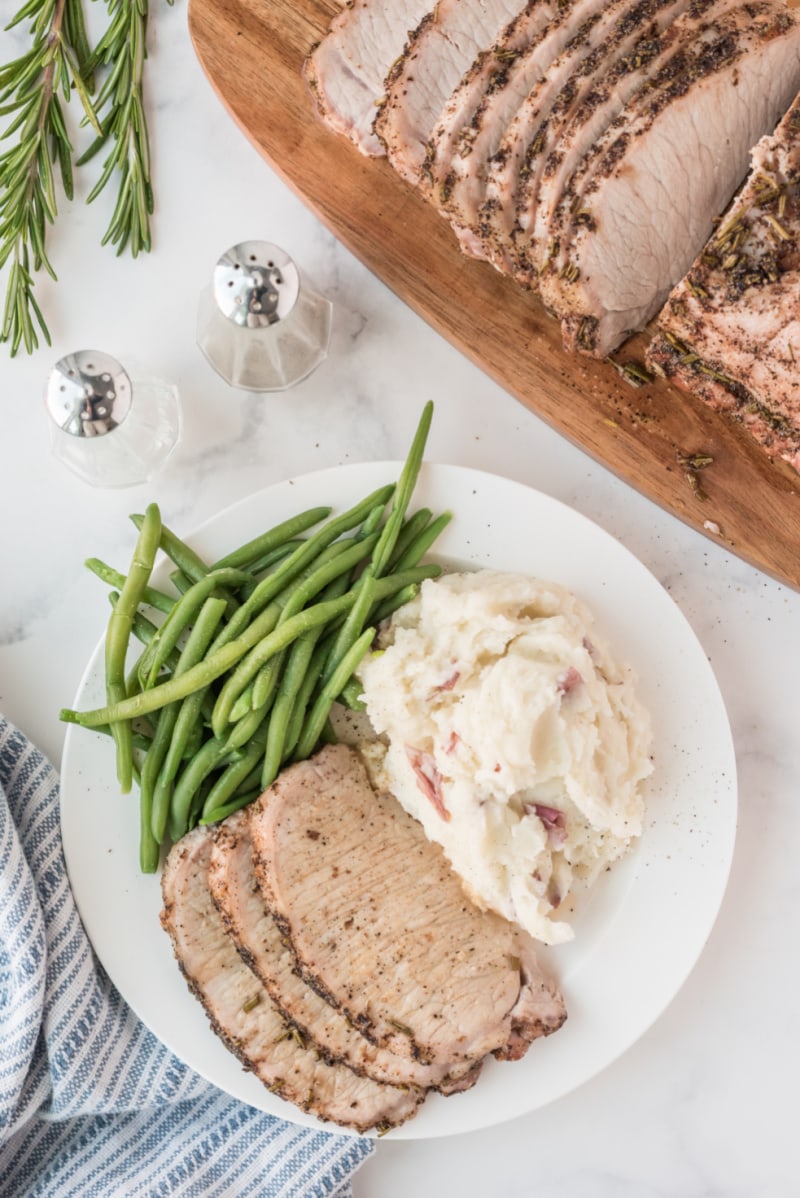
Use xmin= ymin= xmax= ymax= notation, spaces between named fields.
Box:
xmin=60 ymin=462 xmax=737 ymax=1140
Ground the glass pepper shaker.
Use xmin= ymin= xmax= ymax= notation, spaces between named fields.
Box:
xmin=196 ymin=241 xmax=332 ymax=392
xmin=44 ymin=350 xmax=181 ymax=487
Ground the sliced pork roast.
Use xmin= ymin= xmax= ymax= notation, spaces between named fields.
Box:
xmin=422 ymin=0 xmax=569 ymax=241
xmin=303 ymin=0 xmax=434 ymax=156
xmin=646 ymin=92 xmax=800 ymax=473
xmin=475 ymin=0 xmax=698 ymax=275
xmin=507 ymin=0 xmax=718 ymax=283
xmin=438 ymin=0 xmax=665 ymax=264
xmin=248 ymin=743 xmax=567 ymax=1070
xmin=374 ymin=0 xmax=523 ymax=185
xmin=208 ymin=811 xmax=481 ymax=1095
xmin=307 ymin=0 xmax=800 ymax=365
xmin=537 ymin=1 xmax=800 ymax=356
xmin=160 ymin=826 xmax=423 ymax=1132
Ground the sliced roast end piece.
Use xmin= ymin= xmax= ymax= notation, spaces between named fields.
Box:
xmin=645 ymin=89 xmax=800 ymax=473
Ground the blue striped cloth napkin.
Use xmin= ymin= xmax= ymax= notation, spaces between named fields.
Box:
xmin=0 ymin=715 xmax=374 ymax=1197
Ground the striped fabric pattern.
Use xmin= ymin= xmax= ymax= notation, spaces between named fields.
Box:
xmin=0 ymin=716 xmax=373 ymax=1197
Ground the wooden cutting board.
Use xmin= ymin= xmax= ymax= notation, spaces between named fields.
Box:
xmin=187 ymin=0 xmax=800 ymax=589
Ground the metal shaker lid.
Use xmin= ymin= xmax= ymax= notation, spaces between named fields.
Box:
xmin=45 ymin=350 xmax=133 ymax=438
xmin=212 ymin=241 xmax=300 ymax=328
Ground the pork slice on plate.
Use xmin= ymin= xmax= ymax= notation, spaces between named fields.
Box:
xmin=208 ymin=810 xmax=481 ymax=1095
xmin=374 ymin=0 xmax=525 ymax=185
xmin=160 ymin=825 xmax=423 ymax=1132
xmin=537 ymin=0 xmax=800 ymax=357
xmin=646 ymin=91 xmax=800 ymax=474
xmin=248 ymin=743 xmax=567 ymax=1070
xmin=508 ymin=0 xmax=708 ymax=284
xmin=303 ymin=0 xmax=436 ymax=156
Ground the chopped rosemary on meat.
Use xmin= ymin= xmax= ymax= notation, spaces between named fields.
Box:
xmin=610 ymin=360 xmax=655 ymax=388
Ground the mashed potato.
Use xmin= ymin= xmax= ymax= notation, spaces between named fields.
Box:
xmin=355 ymin=571 xmax=653 ymax=945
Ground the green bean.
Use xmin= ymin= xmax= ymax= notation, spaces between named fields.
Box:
xmin=282 ymin=636 xmax=333 ymax=759
xmin=320 ymin=718 xmax=338 ymax=745
xmin=170 ymin=569 xmax=193 ymax=596
xmin=232 ymin=758 xmax=267 ymax=796
xmin=209 ymin=591 xmax=360 ymax=735
xmin=319 ymin=567 xmax=377 ymax=687
xmin=106 ymin=502 xmax=162 ymax=797
xmin=220 ymin=563 xmax=445 ymax=735
xmin=250 ymin=648 xmax=287 ymax=713
xmin=198 ymin=787 xmax=262 ymax=827
xmin=96 ymin=724 xmax=154 ymax=753
xmin=275 ymin=532 xmax=378 ymax=628
xmin=107 ymin=592 xmax=178 ymax=698
xmin=337 ymin=677 xmax=366 ymax=712
xmin=86 ymin=557 xmax=175 ymax=614
xmin=220 ymin=537 xmax=360 ymax=717
xmin=125 ymin=605 xmax=162 ymax=647
xmin=61 ymin=600 xmax=286 ymax=728
xmin=168 ymin=735 xmax=229 ymax=843
xmin=260 ymin=629 xmax=322 ymax=789
xmin=385 ymin=509 xmax=432 ymax=571
xmin=240 ymin=539 xmax=306 ymax=592
xmin=370 ymin=400 xmax=433 ymax=577
xmin=357 ymin=501 xmax=389 ymax=541
xmin=182 ymin=714 xmax=206 ymax=761
xmin=145 ymin=595 xmax=228 ymax=846
xmin=62 ymin=564 xmax=442 ymax=733
xmin=188 ymin=777 xmax=216 ymax=832
xmin=216 ymin=485 xmax=395 ymax=642
xmin=266 ymin=572 xmax=351 ymax=774
xmin=229 ymin=684 xmax=257 ymax=723
xmin=151 ymin=689 xmax=206 ymax=822
xmin=390 ymin=510 xmax=452 ymax=572
xmin=210 ymin=506 xmax=332 ymax=570
xmin=200 ymin=738 xmax=265 ymax=822
xmin=130 ymin=513 xmax=209 ymax=584
xmin=223 ymin=697 xmax=272 ymax=753
xmin=212 ymin=534 xmax=362 ymax=723
xmin=293 ymin=628 xmax=375 ymax=761
xmin=324 ymin=504 xmax=447 ymax=684
xmin=370 ymin=581 xmax=421 ymax=626
xmin=114 ymin=589 xmax=215 ymax=724
xmin=137 ymin=567 xmax=252 ymax=690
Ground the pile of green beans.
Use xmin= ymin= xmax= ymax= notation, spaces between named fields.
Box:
xmin=60 ymin=402 xmax=451 ymax=873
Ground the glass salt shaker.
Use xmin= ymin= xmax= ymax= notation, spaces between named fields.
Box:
xmin=44 ymin=349 xmax=181 ymax=488
xmin=196 ymin=240 xmax=332 ymax=392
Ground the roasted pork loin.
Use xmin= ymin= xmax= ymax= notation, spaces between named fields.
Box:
xmin=305 ymin=0 xmax=800 ymax=387
xmin=646 ymin=91 xmax=800 ymax=473
xmin=160 ymin=826 xmax=423 ymax=1132
xmin=248 ymin=743 xmax=567 ymax=1070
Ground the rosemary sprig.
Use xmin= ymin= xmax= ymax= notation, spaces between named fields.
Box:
xmin=0 ymin=0 xmax=99 ymax=355
xmin=79 ymin=0 xmax=167 ymax=259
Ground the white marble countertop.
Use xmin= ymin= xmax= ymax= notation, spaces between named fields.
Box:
xmin=1 ymin=7 xmax=797 ymax=1196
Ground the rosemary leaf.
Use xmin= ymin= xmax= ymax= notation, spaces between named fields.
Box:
xmin=0 ymin=0 xmax=97 ymax=356
xmin=80 ymin=0 xmax=165 ymax=260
